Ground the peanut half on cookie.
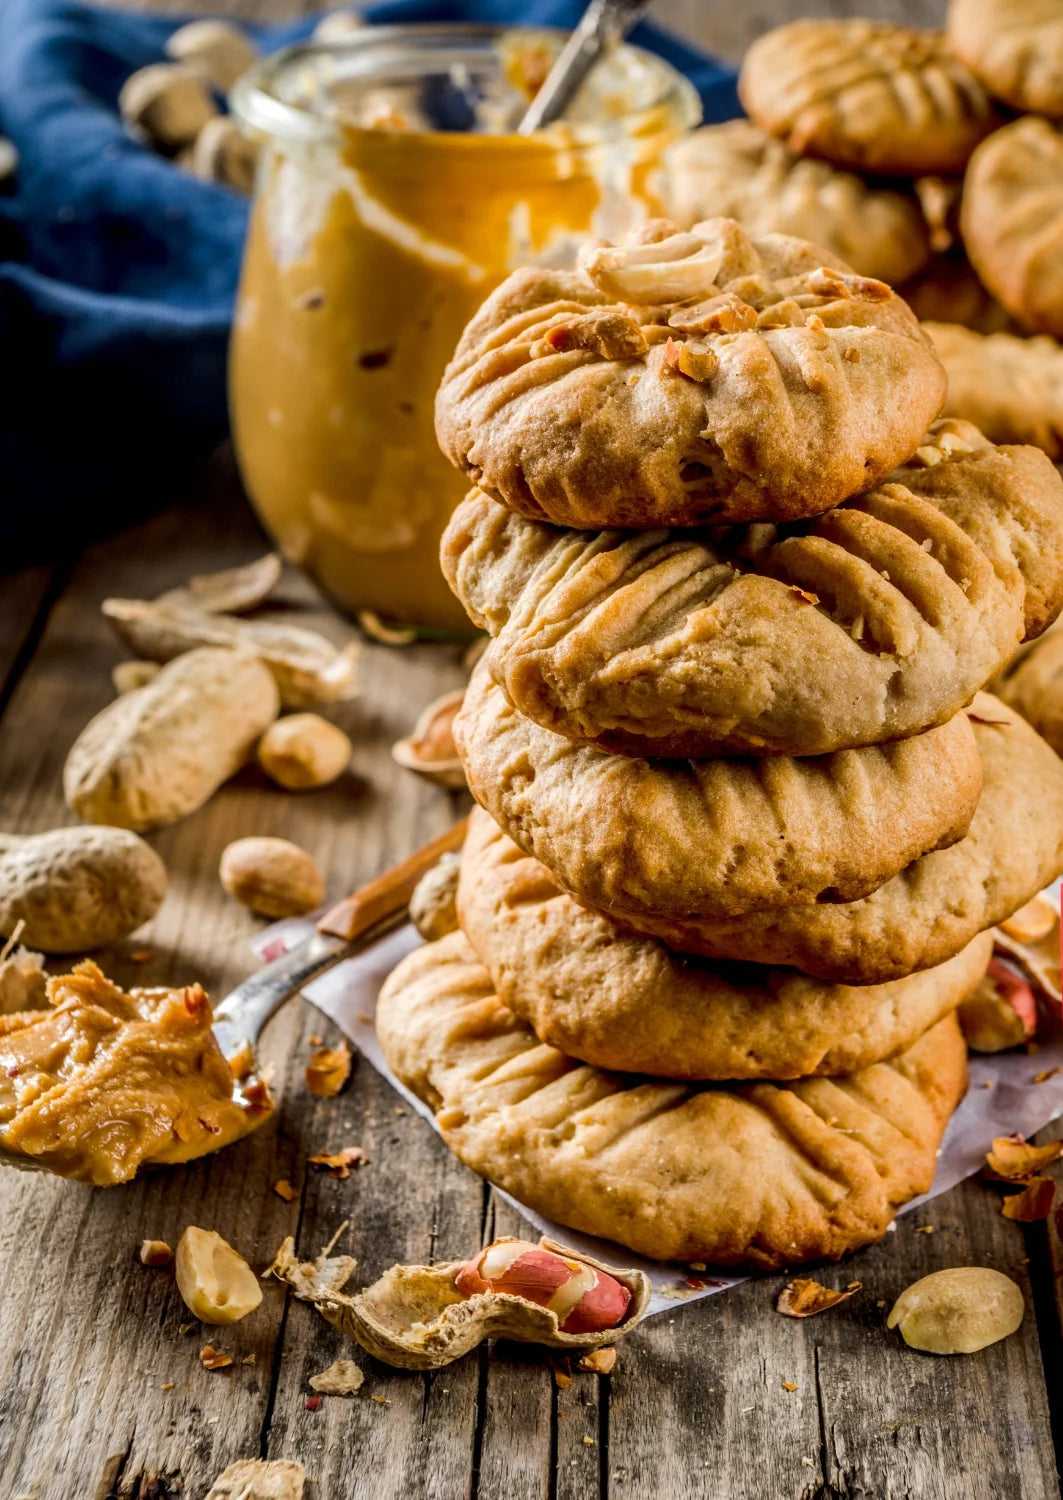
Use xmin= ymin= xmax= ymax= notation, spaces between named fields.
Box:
xmin=377 ymin=934 xmax=969 ymax=1270
xmin=435 ymin=218 xmax=945 ymax=528
xmin=457 ymin=806 xmax=993 ymax=1082
xmin=442 ymin=419 xmax=1063 ymax=758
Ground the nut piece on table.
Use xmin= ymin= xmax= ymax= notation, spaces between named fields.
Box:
xmin=165 ymin=19 xmax=258 ymax=93
xmin=257 ymin=714 xmax=352 ymax=791
xmin=205 ymin=1459 xmax=305 ymax=1500
xmin=119 ymin=64 xmax=218 ymax=152
xmin=139 ymin=1238 xmax=173 ymax=1266
xmin=391 ymin=689 xmax=466 ymax=790
xmin=191 ymin=116 xmax=260 ymax=195
xmin=176 ymin=1226 xmax=263 ymax=1325
xmin=887 ymin=1267 xmax=1024 ymax=1354
xmin=409 ymin=852 xmax=460 ymax=941
xmin=305 ymin=1041 xmax=352 ymax=1098
xmin=309 ymin=1359 xmax=364 ymax=1395
xmin=220 ymin=837 xmax=325 ymax=919
xmin=307 ymin=1235 xmax=650 ymax=1370
xmin=0 ymin=825 xmax=166 ymax=952
xmin=958 ymin=959 xmax=1037 ymax=1052
xmin=65 ymin=647 xmax=280 ymax=832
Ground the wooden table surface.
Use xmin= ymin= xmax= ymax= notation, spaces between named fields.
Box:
xmin=5 ymin=1 xmax=1063 ymax=1497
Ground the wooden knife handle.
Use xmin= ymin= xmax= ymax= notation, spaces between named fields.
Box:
xmin=316 ymin=817 xmax=468 ymax=942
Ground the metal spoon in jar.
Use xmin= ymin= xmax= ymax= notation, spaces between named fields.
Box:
xmin=518 ymin=0 xmax=653 ymax=135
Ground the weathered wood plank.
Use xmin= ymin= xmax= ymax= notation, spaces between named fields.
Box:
xmin=0 ymin=565 xmax=57 ymax=705
xmin=0 ymin=489 xmax=472 ymax=1500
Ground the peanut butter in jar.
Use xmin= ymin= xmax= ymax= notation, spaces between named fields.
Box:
xmin=230 ymin=26 xmax=700 ymax=633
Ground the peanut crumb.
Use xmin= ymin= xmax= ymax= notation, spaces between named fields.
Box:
xmin=274 ymin=1179 xmax=298 ymax=1202
xmin=139 ymin=1239 xmax=173 ymax=1267
xmin=160 ymin=1382 xmax=174 ymax=1391
xmin=306 ymin=1042 xmax=352 ymax=1098
xmin=578 ymin=1347 xmax=617 ymax=1375
xmin=916 ymin=1225 xmax=935 ymax=1234
xmin=582 ymin=1436 xmax=595 ymax=1447
xmin=200 ymin=1345 xmax=233 ymax=1370
xmin=782 ymin=1382 xmax=797 ymax=1392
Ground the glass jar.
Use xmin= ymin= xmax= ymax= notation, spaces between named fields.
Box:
xmin=230 ymin=26 xmax=700 ymax=633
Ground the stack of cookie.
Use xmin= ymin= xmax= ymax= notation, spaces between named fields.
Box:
xmin=668 ymin=11 xmax=1063 ymax=460
xmin=378 ymin=217 xmax=1063 ymax=1270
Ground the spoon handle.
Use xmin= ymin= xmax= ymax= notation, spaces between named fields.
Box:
xmin=518 ymin=0 xmax=652 ymax=135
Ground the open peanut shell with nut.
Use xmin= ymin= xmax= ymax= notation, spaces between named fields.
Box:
xmin=391 ymin=688 xmax=466 ymax=790
xmin=313 ymin=1237 xmax=651 ymax=1370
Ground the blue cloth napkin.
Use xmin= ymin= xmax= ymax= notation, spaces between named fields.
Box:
xmin=0 ymin=0 xmax=738 ymax=557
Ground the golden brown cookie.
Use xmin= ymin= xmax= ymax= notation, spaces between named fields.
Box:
xmin=455 ymin=662 xmax=983 ymax=923
xmin=457 ymin=807 xmax=992 ymax=1080
xmin=962 ymin=118 xmax=1063 ymax=338
xmin=927 ymin=323 xmax=1063 ymax=460
xmin=666 ymin=121 xmax=931 ymax=286
xmin=634 ymin=695 xmax=1063 ymax=983
xmin=948 ymin=0 xmax=1063 ymax=116
xmin=994 ymin=627 xmax=1063 ymax=755
xmin=739 ymin=20 xmax=1001 ymax=176
xmin=377 ymin=933 xmax=969 ymax=1269
xmin=442 ymin=422 xmax=1063 ymax=758
xmin=435 ymin=218 xmax=945 ymax=528
xmin=900 ymin=254 xmax=1017 ymax=335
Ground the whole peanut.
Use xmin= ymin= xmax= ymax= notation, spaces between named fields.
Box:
xmin=257 ymin=714 xmax=352 ymax=791
xmin=219 ymin=837 xmax=324 ymax=918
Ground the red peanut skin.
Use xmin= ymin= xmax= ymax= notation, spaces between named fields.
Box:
xmin=454 ymin=1246 xmax=631 ymax=1333
xmin=988 ymin=959 xmax=1038 ymax=1038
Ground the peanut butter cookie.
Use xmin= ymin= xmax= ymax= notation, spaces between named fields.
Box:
xmin=635 ymin=695 xmax=1063 ymax=983
xmin=739 ymin=20 xmax=1001 ymax=176
xmin=962 ymin=117 xmax=1063 ymax=338
xmin=377 ymin=933 xmax=968 ymax=1269
xmin=458 ymin=807 xmax=992 ymax=1081
xmin=455 ymin=662 xmax=983 ymax=923
xmin=435 ymin=218 xmax=945 ymax=528
xmin=666 ymin=121 xmax=931 ymax=287
xmin=948 ymin=0 xmax=1063 ymax=117
xmin=442 ymin=422 xmax=1063 ymax=758
xmin=994 ymin=627 xmax=1063 ymax=755
xmin=927 ymin=323 xmax=1063 ymax=459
